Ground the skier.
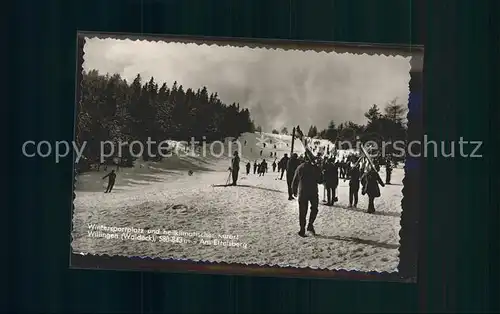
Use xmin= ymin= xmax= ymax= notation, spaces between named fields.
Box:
xmin=253 ymin=161 xmax=258 ymax=174
xmin=246 ymin=162 xmax=251 ymax=175
xmin=272 ymin=160 xmax=277 ymax=172
xmin=385 ymin=159 xmax=392 ymax=184
xmin=258 ymin=159 xmax=268 ymax=176
xmin=361 ymin=167 xmax=385 ymax=213
xmin=291 ymin=157 xmax=322 ymax=237
xmin=244 ymin=140 xmax=247 ymax=146
xmin=347 ymin=163 xmax=361 ymax=208
xmin=102 ymin=170 xmax=117 ymax=193
xmin=286 ymin=153 xmax=300 ymax=200
xmin=270 ymin=151 xmax=273 ymax=158
xmin=230 ymin=151 xmax=240 ymax=186
xmin=322 ymin=158 xmax=339 ymax=205
xmin=260 ymin=150 xmax=263 ymax=156
xmin=278 ymin=154 xmax=289 ymax=180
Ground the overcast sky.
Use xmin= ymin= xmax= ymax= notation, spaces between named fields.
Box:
xmin=83 ymin=37 xmax=410 ymax=132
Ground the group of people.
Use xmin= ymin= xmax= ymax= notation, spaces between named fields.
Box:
xmin=287 ymin=152 xmax=392 ymax=237
xmin=228 ymin=145 xmax=395 ymax=237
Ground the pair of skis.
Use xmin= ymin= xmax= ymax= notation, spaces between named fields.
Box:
xmin=295 ymin=126 xmax=332 ymax=203
xmin=294 ymin=126 xmax=318 ymax=163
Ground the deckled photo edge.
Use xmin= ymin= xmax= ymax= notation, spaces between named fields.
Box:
xmin=70 ymin=32 xmax=423 ymax=281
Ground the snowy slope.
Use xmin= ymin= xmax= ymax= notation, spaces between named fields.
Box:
xmin=72 ymin=132 xmax=402 ymax=272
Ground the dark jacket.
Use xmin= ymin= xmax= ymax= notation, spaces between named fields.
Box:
xmin=363 ymin=170 xmax=385 ymax=197
xmin=291 ymin=162 xmax=322 ymax=198
xmin=231 ymin=155 xmax=240 ymax=170
xmin=278 ymin=156 xmax=289 ymax=170
xmin=103 ymin=171 xmax=116 ymax=182
xmin=349 ymin=167 xmax=361 ymax=187
xmin=322 ymin=162 xmax=339 ymax=186
xmin=286 ymin=157 xmax=301 ymax=180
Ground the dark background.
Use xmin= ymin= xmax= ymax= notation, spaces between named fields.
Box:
xmin=7 ymin=0 xmax=498 ymax=312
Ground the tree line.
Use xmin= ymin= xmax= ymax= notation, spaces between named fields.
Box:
xmin=305 ymin=99 xmax=407 ymax=151
xmin=267 ymin=99 xmax=407 ymax=154
xmin=76 ymin=70 xmax=255 ymax=169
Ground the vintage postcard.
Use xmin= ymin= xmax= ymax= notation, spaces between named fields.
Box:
xmin=70 ymin=32 xmax=423 ymax=281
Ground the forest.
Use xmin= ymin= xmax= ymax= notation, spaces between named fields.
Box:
xmin=76 ymin=70 xmax=256 ymax=168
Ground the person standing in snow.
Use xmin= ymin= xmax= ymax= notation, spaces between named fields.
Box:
xmin=102 ymin=170 xmax=117 ymax=193
xmin=272 ymin=159 xmax=277 ymax=172
xmin=258 ymin=159 xmax=267 ymax=176
xmin=322 ymin=158 xmax=339 ymax=205
xmin=246 ymin=162 xmax=251 ymax=175
xmin=230 ymin=151 xmax=240 ymax=185
xmin=278 ymin=154 xmax=289 ymax=180
xmin=385 ymin=159 xmax=393 ymax=184
xmin=361 ymin=167 xmax=385 ymax=213
xmin=253 ymin=160 xmax=258 ymax=174
xmin=291 ymin=157 xmax=322 ymax=237
xmin=347 ymin=163 xmax=361 ymax=208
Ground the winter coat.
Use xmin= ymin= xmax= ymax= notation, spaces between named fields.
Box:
xmin=278 ymin=156 xmax=289 ymax=170
xmin=348 ymin=167 xmax=361 ymax=187
xmin=231 ymin=155 xmax=240 ymax=170
xmin=291 ymin=162 xmax=322 ymax=198
xmin=322 ymin=162 xmax=339 ymax=187
xmin=362 ymin=170 xmax=385 ymax=198
xmin=286 ymin=157 xmax=301 ymax=181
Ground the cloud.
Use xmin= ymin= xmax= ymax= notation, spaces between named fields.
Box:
xmin=83 ymin=37 xmax=410 ymax=132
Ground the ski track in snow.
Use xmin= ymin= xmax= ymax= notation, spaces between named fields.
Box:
xmin=72 ymin=133 xmax=403 ymax=273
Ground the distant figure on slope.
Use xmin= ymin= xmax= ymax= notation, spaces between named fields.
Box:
xmin=230 ymin=151 xmax=240 ymax=186
xmin=244 ymin=140 xmax=247 ymax=146
xmin=385 ymin=159 xmax=392 ymax=184
xmin=361 ymin=167 xmax=385 ymax=213
xmin=291 ymin=157 xmax=322 ymax=237
xmin=278 ymin=154 xmax=289 ymax=180
xmin=339 ymin=158 xmax=345 ymax=179
xmin=246 ymin=162 xmax=251 ymax=175
xmin=347 ymin=163 xmax=361 ymax=208
xmin=258 ymin=159 xmax=268 ymax=176
xmin=102 ymin=170 xmax=117 ymax=193
xmin=260 ymin=150 xmax=263 ymax=156
xmin=322 ymin=158 xmax=339 ymax=206
xmin=253 ymin=161 xmax=258 ymax=174
xmin=286 ymin=153 xmax=300 ymax=200
xmin=272 ymin=160 xmax=277 ymax=172
xmin=270 ymin=151 xmax=273 ymax=158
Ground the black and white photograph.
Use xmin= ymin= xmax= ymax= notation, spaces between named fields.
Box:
xmin=71 ymin=34 xmax=421 ymax=276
